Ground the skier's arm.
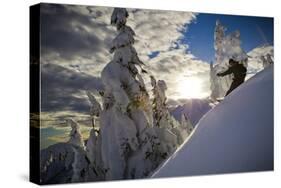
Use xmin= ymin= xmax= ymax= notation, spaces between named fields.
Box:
xmin=217 ymin=67 xmax=232 ymax=77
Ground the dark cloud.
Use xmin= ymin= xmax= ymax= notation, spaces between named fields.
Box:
xmin=38 ymin=4 xmax=211 ymax=119
xmin=41 ymin=63 xmax=104 ymax=112
xmin=40 ymin=3 xmax=114 ymax=60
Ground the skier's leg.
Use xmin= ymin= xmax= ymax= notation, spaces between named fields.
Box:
xmin=225 ymin=88 xmax=232 ymax=96
xmin=225 ymin=80 xmax=243 ymax=96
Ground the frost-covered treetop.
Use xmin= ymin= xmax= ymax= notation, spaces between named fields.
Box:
xmin=67 ymin=118 xmax=80 ymax=130
xmin=67 ymin=119 xmax=85 ymax=148
xmin=111 ymin=8 xmax=129 ymax=30
xmin=86 ymin=91 xmax=102 ymax=117
xmin=110 ymin=25 xmax=136 ymax=53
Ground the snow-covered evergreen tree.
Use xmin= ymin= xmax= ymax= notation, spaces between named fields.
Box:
xmin=261 ymin=55 xmax=268 ymax=68
xmin=86 ymin=91 xmax=101 ymax=127
xmin=40 ymin=7 xmax=194 ymax=183
xmin=180 ymin=113 xmax=193 ymax=135
xmin=85 ymin=91 xmax=104 ymax=179
xmin=67 ymin=119 xmax=85 ymax=148
xmin=214 ymin=20 xmax=225 ymax=67
xmin=150 ymin=75 xmax=191 ymax=145
xmin=99 ymin=8 xmax=145 ymax=180
xmin=40 ymin=119 xmax=100 ymax=184
xmin=210 ymin=20 xmax=248 ymax=99
xmin=266 ymin=54 xmax=274 ymax=65
xmin=210 ymin=61 xmax=220 ymax=100
xmin=99 ymin=8 xmax=192 ymax=179
xmin=261 ymin=54 xmax=274 ymax=68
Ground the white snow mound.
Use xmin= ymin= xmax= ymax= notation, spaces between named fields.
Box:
xmin=152 ymin=65 xmax=273 ymax=178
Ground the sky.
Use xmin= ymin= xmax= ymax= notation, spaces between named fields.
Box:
xmin=39 ymin=3 xmax=273 ymax=143
xmin=183 ymin=13 xmax=273 ymax=62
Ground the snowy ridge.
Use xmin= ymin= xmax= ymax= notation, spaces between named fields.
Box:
xmin=152 ymin=65 xmax=273 ymax=178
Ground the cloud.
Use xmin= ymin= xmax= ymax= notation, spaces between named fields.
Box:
xmin=41 ymin=4 xmax=114 ymax=60
xmin=40 ymin=4 xmax=211 ymax=125
xmin=40 ymin=4 xmax=117 ymax=78
xmin=40 ymin=110 xmax=95 ymax=129
xmin=143 ymin=46 xmax=210 ymax=99
xmin=40 ymin=125 xmax=93 ymax=149
xmin=127 ymin=9 xmax=196 ymax=57
xmin=41 ymin=63 xmax=103 ymax=113
xmin=40 ymin=4 xmax=198 ymax=75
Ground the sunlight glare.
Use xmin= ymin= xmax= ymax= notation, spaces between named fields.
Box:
xmin=176 ymin=76 xmax=208 ymax=99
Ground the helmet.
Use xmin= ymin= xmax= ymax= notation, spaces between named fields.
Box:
xmin=229 ymin=58 xmax=238 ymax=65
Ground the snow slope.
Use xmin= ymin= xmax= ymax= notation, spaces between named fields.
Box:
xmin=152 ymin=65 xmax=273 ymax=178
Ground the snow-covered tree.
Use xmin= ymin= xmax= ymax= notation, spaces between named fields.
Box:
xmin=180 ymin=113 xmax=193 ymax=135
xmin=40 ymin=120 xmax=100 ymax=184
xmin=99 ymin=8 xmax=146 ymax=180
xmin=67 ymin=119 xmax=85 ymax=148
xmin=261 ymin=54 xmax=274 ymax=68
xmin=210 ymin=20 xmax=248 ymax=99
xmin=86 ymin=91 xmax=101 ymax=126
xmin=214 ymin=20 xmax=225 ymax=66
xmin=40 ymin=7 xmax=194 ymax=183
xmin=150 ymin=75 xmax=191 ymax=147
xmin=99 ymin=8 xmax=191 ymax=179
xmin=210 ymin=61 xmax=220 ymax=100
xmin=261 ymin=55 xmax=268 ymax=68
xmin=266 ymin=54 xmax=274 ymax=65
xmin=85 ymin=91 xmax=104 ymax=179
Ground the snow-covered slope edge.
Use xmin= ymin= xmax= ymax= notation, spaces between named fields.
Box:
xmin=152 ymin=65 xmax=274 ymax=178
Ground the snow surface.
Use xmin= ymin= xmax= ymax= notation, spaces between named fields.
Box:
xmin=152 ymin=65 xmax=273 ymax=178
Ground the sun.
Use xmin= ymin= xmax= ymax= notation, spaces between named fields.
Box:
xmin=175 ymin=76 xmax=208 ymax=99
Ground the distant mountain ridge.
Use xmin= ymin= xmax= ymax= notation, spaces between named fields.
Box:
xmin=170 ymin=98 xmax=212 ymax=127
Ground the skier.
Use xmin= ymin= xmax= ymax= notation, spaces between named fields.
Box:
xmin=217 ymin=59 xmax=247 ymax=96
